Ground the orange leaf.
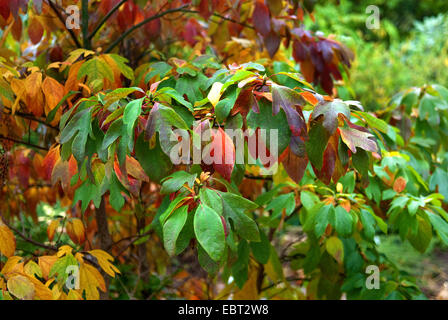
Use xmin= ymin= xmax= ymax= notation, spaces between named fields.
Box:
xmin=66 ymin=218 xmax=86 ymax=244
xmin=42 ymin=76 xmax=64 ymax=124
xmin=38 ymin=255 xmax=58 ymax=280
xmin=24 ymin=72 xmax=44 ymax=117
xmin=393 ymin=176 xmax=407 ymax=193
xmin=0 ymin=220 xmax=16 ymax=257
xmin=47 ymin=219 xmax=60 ymax=242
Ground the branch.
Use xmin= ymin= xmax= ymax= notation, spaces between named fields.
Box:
xmin=104 ymin=4 xmax=190 ymax=53
xmin=81 ymin=0 xmax=91 ymax=49
xmin=1 ymin=216 xmax=57 ymax=251
xmin=47 ymin=0 xmax=82 ymax=48
xmin=0 ymin=135 xmax=49 ymax=151
xmin=244 ymin=174 xmax=273 ymax=181
xmin=180 ymin=9 xmax=255 ymax=29
xmin=88 ymin=0 xmax=128 ymax=40
xmin=211 ymin=12 xmax=254 ymax=29
xmin=261 ymin=276 xmax=310 ymax=292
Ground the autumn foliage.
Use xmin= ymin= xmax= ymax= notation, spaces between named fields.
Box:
xmin=0 ymin=0 xmax=448 ymax=300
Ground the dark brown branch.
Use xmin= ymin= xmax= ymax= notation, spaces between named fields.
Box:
xmin=261 ymin=276 xmax=310 ymax=292
xmin=244 ymin=174 xmax=273 ymax=181
xmin=1 ymin=215 xmax=57 ymax=251
xmin=0 ymin=135 xmax=49 ymax=151
xmin=104 ymin=4 xmax=190 ymax=53
xmin=88 ymin=0 xmax=128 ymax=40
xmin=3 ymin=107 xmax=59 ymax=131
xmin=47 ymin=0 xmax=82 ymax=48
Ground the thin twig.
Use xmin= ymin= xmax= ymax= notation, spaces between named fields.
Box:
xmin=3 ymin=107 xmax=59 ymax=131
xmin=0 ymin=135 xmax=49 ymax=151
xmin=88 ymin=0 xmax=128 ymax=40
xmin=104 ymin=4 xmax=190 ymax=53
xmin=1 ymin=216 xmax=57 ymax=251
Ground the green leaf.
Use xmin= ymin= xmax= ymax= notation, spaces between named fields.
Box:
xmin=352 ymin=149 xmax=369 ymax=178
xmin=311 ymin=100 xmax=350 ymax=135
xmin=101 ymin=119 xmax=123 ymax=151
xmin=157 ymin=104 xmax=189 ymax=130
xmin=306 ymin=120 xmax=329 ymax=170
xmin=265 ymin=192 xmax=295 ymax=220
xmin=123 ymin=98 xmax=144 ymax=136
xmin=355 ymin=111 xmax=389 ymax=133
xmin=156 ymin=87 xmax=193 ymax=111
xmin=429 ymin=168 xmax=448 ymax=202
xmin=194 ymin=204 xmax=226 ymax=262
xmin=247 ymin=99 xmax=291 ymax=154
xmin=49 ymin=253 xmax=78 ymax=284
xmin=427 ymin=212 xmax=448 ymax=245
xmin=220 ymin=192 xmax=260 ymax=241
xmin=160 ymin=171 xmax=196 ymax=195
xmin=47 ymin=90 xmax=79 ymax=123
xmin=334 ymin=206 xmax=353 ymax=237
xmin=407 ymin=215 xmax=432 ymax=253
xmin=73 ymin=179 xmax=102 ymax=212
xmin=315 ymin=205 xmax=332 ymax=237
xmin=359 ymin=209 xmax=376 ymax=240
xmin=145 ymin=62 xmax=172 ymax=83
xmin=78 ymin=57 xmax=114 ymax=85
xmin=197 ymin=244 xmax=220 ymax=275
xmin=134 ymin=134 xmax=172 ymax=183
xmin=232 ymin=240 xmax=250 ymax=288
xmin=109 ymin=172 xmax=125 ymax=211
xmin=199 ymin=188 xmax=223 ymax=215
xmin=108 ymin=54 xmax=134 ymax=80
xmin=250 ymin=230 xmax=270 ymax=264
xmin=163 ymin=205 xmax=189 ymax=256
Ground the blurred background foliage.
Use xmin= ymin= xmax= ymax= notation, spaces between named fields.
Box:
xmin=304 ymin=0 xmax=448 ymax=111
xmin=301 ymin=0 xmax=448 ymax=298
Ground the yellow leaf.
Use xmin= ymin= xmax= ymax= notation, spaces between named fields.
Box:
xmin=24 ymin=261 xmax=42 ymax=278
xmin=66 ymin=289 xmax=83 ymax=300
xmin=57 ymin=245 xmax=73 ymax=257
xmin=47 ymin=219 xmax=60 ymax=242
xmin=7 ymin=275 xmax=35 ymax=300
xmin=75 ymin=252 xmax=84 ymax=264
xmin=9 ymin=78 xmax=25 ymax=114
xmin=326 ymin=236 xmax=344 ymax=264
xmin=88 ymin=249 xmax=120 ymax=277
xmin=79 ymin=262 xmax=106 ymax=300
xmin=26 ymin=275 xmax=53 ymax=300
xmin=0 ymin=221 xmax=16 ymax=257
xmin=66 ymin=219 xmax=85 ymax=244
xmin=1 ymin=256 xmax=22 ymax=275
xmin=207 ymin=82 xmax=223 ymax=107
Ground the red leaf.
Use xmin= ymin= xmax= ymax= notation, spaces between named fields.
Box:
xmin=281 ymin=147 xmax=308 ymax=184
xmin=211 ymin=128 xmax=235 ymax=182
xmin=264 ymin=31 xmax=281 ymax=58
xmin=42 ymin=145 xmax=60 ymax=181
xmin=252 ymin=0 xmax=271 ymax=36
